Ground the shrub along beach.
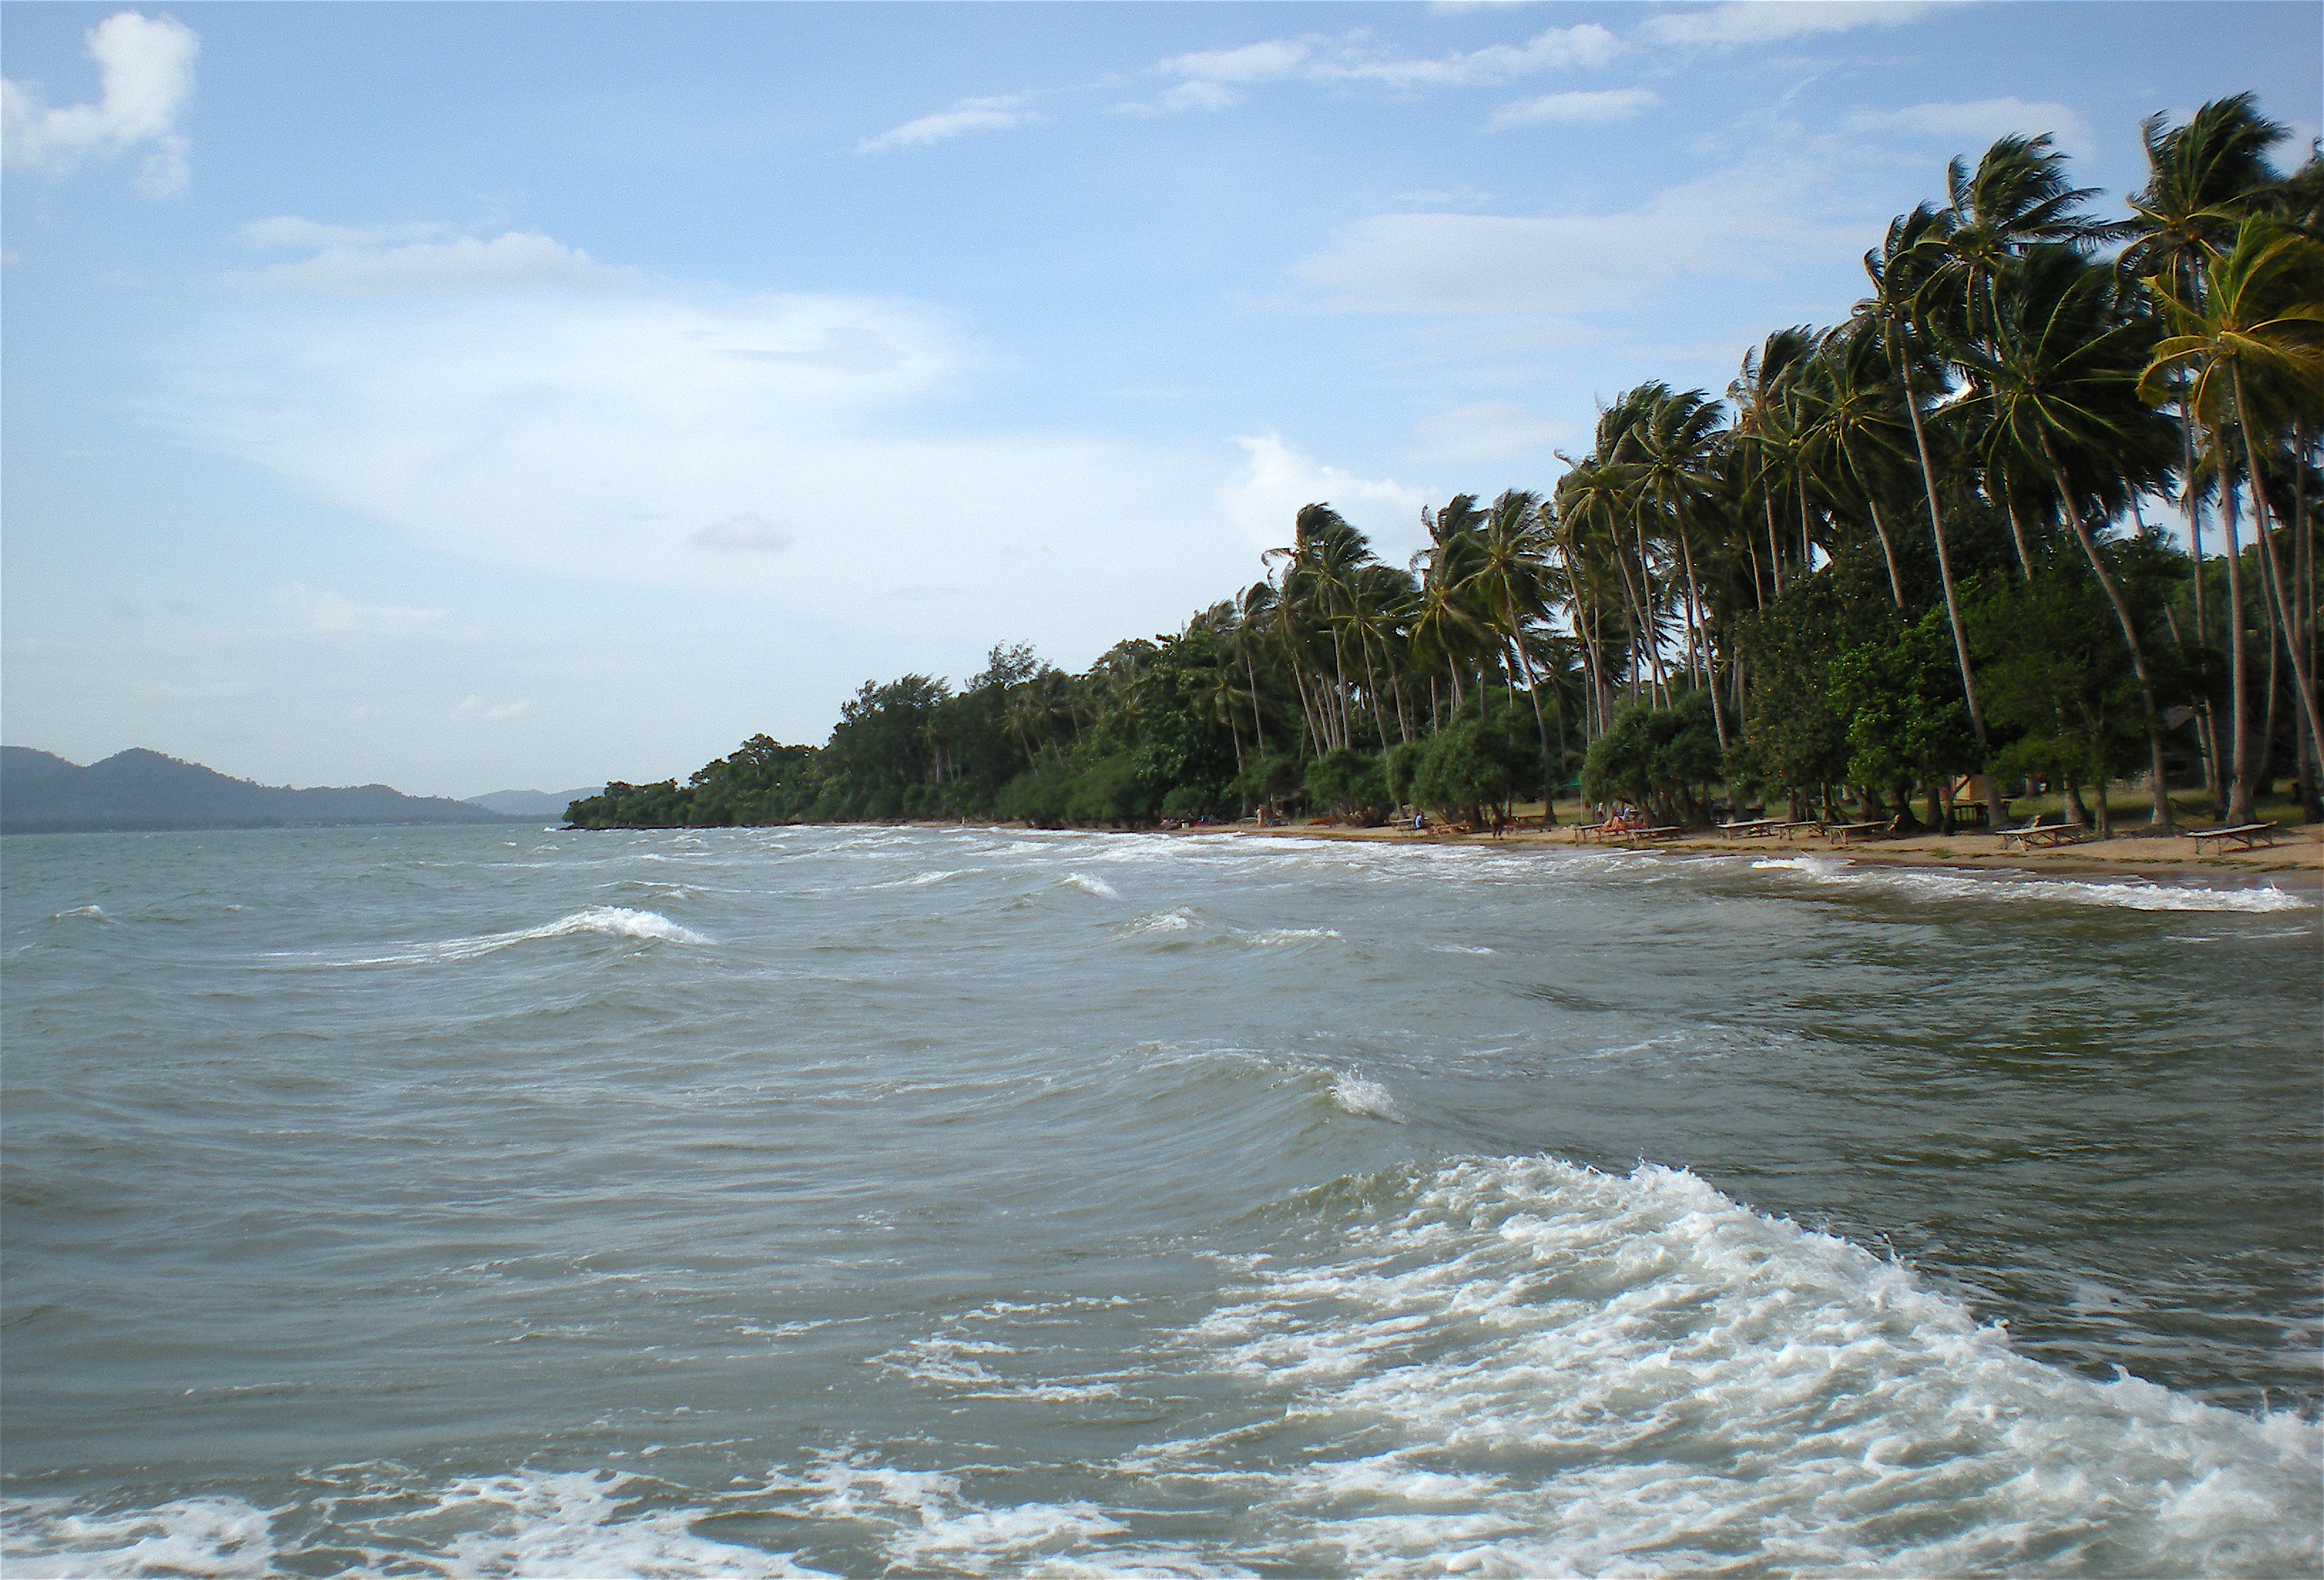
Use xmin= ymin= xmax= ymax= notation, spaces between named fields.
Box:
xmin=570 ymin=99 xmax=2321 ymax=868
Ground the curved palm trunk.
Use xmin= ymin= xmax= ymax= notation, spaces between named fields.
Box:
xmin=1900 ymin=363 xmax=2010 ymax=832
xmin=2039 ymin=431 xmax=2174 ymax=829
xmin=1864 ymin=498 xmax=1906 ymax=607
xmin=2232 ymin=370 xmax=2324 ymax=793
xmin=2003 ymin=495 xmax=2037 ymax=578
xmin=1764 ymin=492 xmax=1786 ymax=596
xmin=1675 ymin=527 xmax=1729 ymax=748
xmin=2221 ymin=468 xmax=2255 ymax=825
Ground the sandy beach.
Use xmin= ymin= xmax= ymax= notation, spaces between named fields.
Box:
xmin=1240 ymin=815 xmax=2324 ymax=886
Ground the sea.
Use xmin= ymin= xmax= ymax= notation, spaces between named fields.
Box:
xmin=2 ymin=822 xmax=2318 ymax=1578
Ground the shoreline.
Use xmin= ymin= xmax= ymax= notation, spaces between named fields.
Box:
xmin=1227 ymin=817 xmax=2324 ymax=888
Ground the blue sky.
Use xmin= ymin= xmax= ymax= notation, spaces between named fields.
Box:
xmin=4 ymin=1 xmax=2316 ymax=797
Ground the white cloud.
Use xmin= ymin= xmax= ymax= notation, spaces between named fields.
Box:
xmin=275 ymin=584 xmax=446 ymax=636
xmin=1640 ymin=3 xmax=1942 ymax=48
xmin=1488 ymin=88 xmax=1660 ymax=128
xmin=858 ymin=95 xmax=1037 ymax=152
xmin=239 ymin=231 xmax=646 ymax=294
xmin=1406 ymin=402 xmax=1573 ymax=465
xmin=237 ymin=216 xmax=451 ymax=251
xmin=176 ymin=258 xmax=1263 ymax=656
xmin=1135 ymin=23 xmax=1621 ymax=112
xmin=1294 ymin=162 xmax=1854 ymax=313
xmin=457 ymin=695 xmax=533 ymax=722
xmin=1 ymin=11 xmax=197 ymax=196
xmin=1845 ymin=98 xmax=2093 ymax=159
xmin=691 ymin=514 xmax=789 ymax=553
xmin=1223 ymin=434 xmax=1430 ymax=554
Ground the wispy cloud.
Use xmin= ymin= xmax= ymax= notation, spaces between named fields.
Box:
xmin=1405 ymin=402 xmax=1572 ymax=464
xmin=456 ymin=695 xmax=533 ymax=721
xmin=234 ymin=231 xmax=646 ymax=294
xmin=237 ymin=216 xmax=453 ymax=251
xmin=1 ymin=10 xmax=198 ymax=197
xmin=1129 ymin=23 xmax=1621 ymax=113
xmin=690 ymin=514 xmax=789 ymax=553
xmin=1294 ymin=161 xmax=1855 ymax=314
xmin=275 ymin=584 xmax=446 ymax=637
xmin=1640 ymin=3 xmax=1944 ymax=48
xmin=857 ymin=95 xmax=1039 ymax=153
xmin=1488 ymin=88 xmax=1660 ymax=129
xmin=1845 ymin=97 xmax=2092 ymax=158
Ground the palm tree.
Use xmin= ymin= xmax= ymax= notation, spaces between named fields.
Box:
xmin=2142 ymin=215 xmax=2324 ymax=820
xmin=1858 ymin=203 xmax=2011 ymax=832
xmin=1795 ymin=323 xmax=1916 ymax=604
xmin=1729 ymin=328 xmax=1818 ymax=601
xmin=2122 ymin=94 xmax=2292 ymax=785
xmin=1954 ymin=245 xmax=2183 ymax=826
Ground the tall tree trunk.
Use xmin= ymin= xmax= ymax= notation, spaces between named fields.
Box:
xmin=2233 ymin=373 xmax=2324 ymax=799
xmin=2004 ymin=494 xmax=2037 ymax=578
xmin=1675 ymin=528 xmax=1728 ymax=748
xmin=2221 ymin=466 xmax=2255 ymax=825
xmin=2041 ymin=433 xmax=2172 ymax=830
xmin=1764 ymin=491 xmax=1786 ymax=596
xmin=1865 ymin=498 xmax=1906 ymax=607
xmin=1900 ymin=363 xmax=2009 ymax=833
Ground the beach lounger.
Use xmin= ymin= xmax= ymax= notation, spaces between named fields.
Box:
xmin=2184 ymin=821 xmax=2280 ymax=853
xmin=2000 ymin=818 xmax=2089 ymax=851
xmin=1821 ymin=818 xmax=1897 ymax=844
xmin=1718 ymin=817 xmax=1783 ymax=837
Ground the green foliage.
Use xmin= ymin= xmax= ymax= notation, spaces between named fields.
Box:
xmin=1304 ymin=748 xmax=1387 ymax=820
xmin=1828 ymin=607 xmax=1982 ymax=792
xmin=1409 ymin=716 xmax=1532 ymax=825
xmin=1581 ymin=694 xmax=1724 ymax=822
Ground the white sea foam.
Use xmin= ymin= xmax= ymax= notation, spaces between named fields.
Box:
xmin=1123 ymin=908 xmax=1200 ymax=936
xmin=1238 ymin=927 xmax=1340 ymax=946
xmin=1429 ymin=943 xmax=1496 ymax=955
xmin=875 ymin=869 xmax=980 ymax=889
xmin=1057 ymin=873 xmax=1121 ymax=900
xmin=1 ymin=1495 xmax=278 ymax=1579
xmin=49 ymin=904 xmax=117 ymax=924
xmin=1329 ymin=1072 xmax=1404 ymax=1123
xmin=1749 ymin=856 xmax=2313 ymax=913
xmin=1165 ymin=1156 xmax=2323 ymax=1576
xmin=3 ymin=1472 xmax=825 ymax=1579
xmin=797 ymin=1458 xmax=1124 ymax=1574
xmin=346 ymin=906 xmax=711 ymax=965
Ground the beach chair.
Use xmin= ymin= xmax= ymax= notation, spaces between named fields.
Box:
xmin=1999 ymin=815 xmax=2087 ymax=852
xmin=1822 ymin=817 xmax=1899 ymax=845
xmin=2184 ymin=821 xmax=2281 ymax=853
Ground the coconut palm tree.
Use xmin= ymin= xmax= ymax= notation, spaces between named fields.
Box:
xmin=1858 ymin=204 xmax=2011 ymax=832
xmin=1729 ymin=328 xmax=1818 ymax=600
xmin=1953 ymin=245 xmax=2184 ymax=826
xmin=1794 ymin=323 xmax=1916 ymax=605
xmin=2142 ymin=214 xmax=2324 ymax=818
xmin=2122 ymin=94 xmax=2292 ymax=763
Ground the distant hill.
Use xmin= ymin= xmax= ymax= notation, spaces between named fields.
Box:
xmin=1 ymin=747 xmax=525 ymax=834
xmin=464 ymin=787 xmax=604 ymax=819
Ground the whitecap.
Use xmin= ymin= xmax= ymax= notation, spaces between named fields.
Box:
xmin=1057 ymin=873 xmax=1121 ymax=900
xmin=48 ymin=904 xmax=117 ymax=924
xmin=1429 ymin=943 xmax=1496 ymax=955
xmin=344 ymin=906 xmax=711 ymax=965
xmin=1751 ymin=856 xmax=2313 ymax=913
xmin=1329 ymin=1072 xmax=1404 ymax=1123
xmin=1168 ymin=1155 xmax=2322 ymax=1576
xmin=1239 ymin=927 xmax=1340 ymax=946
xmin=1122 ymin=909 xmax=1200 ymax=936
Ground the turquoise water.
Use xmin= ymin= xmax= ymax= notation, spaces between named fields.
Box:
xmin=4 ymin=824 xmax=2318 ymax=1576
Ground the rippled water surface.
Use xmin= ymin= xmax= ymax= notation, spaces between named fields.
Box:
xmin=4 ymin=824 xmax=2318 ymax=1576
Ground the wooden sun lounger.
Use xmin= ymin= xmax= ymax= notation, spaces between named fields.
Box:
xmin=2184 ymin=821 xmax=2280 ymax=853
xmin=2001 ymin=820 xmax=2089 ymax=851
xmin=1719 ymin=818 xmax=1784 ymax=837
xmin=1822 ymin=818 xmax=1897 ymax=845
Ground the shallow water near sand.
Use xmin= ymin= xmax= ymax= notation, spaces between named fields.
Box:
xmin=4 ymin=822 xmax=2318 ymax=1577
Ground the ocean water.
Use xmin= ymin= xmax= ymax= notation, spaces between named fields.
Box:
xmin=2 ymin=823 xmax=2317 ymax=1578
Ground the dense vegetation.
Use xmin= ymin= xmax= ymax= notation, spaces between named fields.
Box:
xmin=570 ymin=98 xmax=2323 ymax=835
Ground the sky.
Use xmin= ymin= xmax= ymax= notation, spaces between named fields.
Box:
xmin=3 ymin=1 xmax=2317 ymax=797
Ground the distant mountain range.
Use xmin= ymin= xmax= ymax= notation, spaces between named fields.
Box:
xmin=463 ymin=787 xmax=604 ymax=818
xmin=1 ymin=747 xmax=529 ymax=834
